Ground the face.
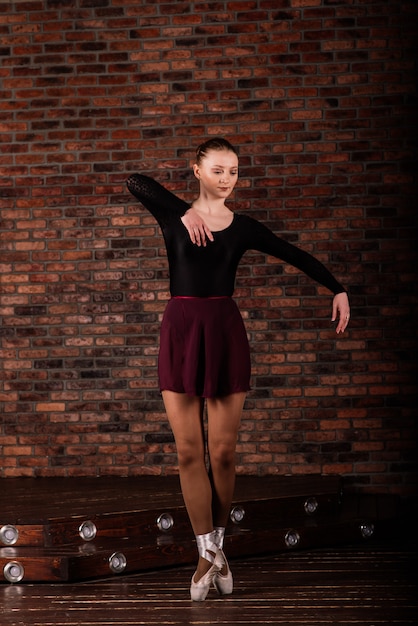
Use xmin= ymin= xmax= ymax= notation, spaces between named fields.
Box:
xmin=193 ymin=149 xmax=239 ymax=200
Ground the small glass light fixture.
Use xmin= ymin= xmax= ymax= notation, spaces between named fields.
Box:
xmin=359 ymin=522 xmax=375 ymax=539
xmin=230 ymin=505 xmax=245 ymax=524
xmin=156 ymin=512 xmax=174 ymax=533
xmin=78 ymin=520 xmax=97 ymax=542
xmin=0 ymin=525 xmax=19 ymax=546
xmin=108 ymin=552 xmax=127 ymax=574
xmin=3 ymin=561 xmax=25 ymax=583
xmin=284 ymin=529 xmax=301 ymax=548
xmin=304 ymin=496 xmax=319 ymax=515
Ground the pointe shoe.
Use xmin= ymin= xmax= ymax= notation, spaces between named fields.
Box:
xmin=190 ymin=551 xmax=224 ymax=602
xmin=213 ymin=549 xmax=233 ymax=595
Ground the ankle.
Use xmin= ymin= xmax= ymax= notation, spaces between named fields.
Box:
xmin=214 ymin=526 xmax=225 ymax=550
xmin=194 ymin=556 xmax=213 ymax=582
xmin=195 ymin=531 xmax=218 ymax=564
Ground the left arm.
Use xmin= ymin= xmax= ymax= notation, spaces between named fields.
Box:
xmin=248 ymin=217 xmax=350 ymax=333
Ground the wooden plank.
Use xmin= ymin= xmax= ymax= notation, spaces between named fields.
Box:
xmin=0 ymin=475 xmax=342 ymax=522
xmin=1 ymin=489 xmax=389 ymax=552
xmin=0 ymin=542 xmax=415 ymax=625
xmin=1 ymin=539 xmax=195 ymax=582
xmin=0 ymin=474 xmax=401 ymax=584
xmin=0 ymin=524 xmax=46 ymax=547
xmin=39 ymin=491 xmax=341 ymax=548
xmin=0 ymin=476 xmax=184 ymax=522
xmin=44 ymin=505 xmax=192 ymax=547
xmin=0 ymin=501 xmax=400 ymax=582
xmin=1 ymin=475 xmax=344 ymax=548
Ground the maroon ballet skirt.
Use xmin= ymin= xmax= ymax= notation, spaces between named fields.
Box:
xmin=158 ymin=297 xmax=251 ymax=398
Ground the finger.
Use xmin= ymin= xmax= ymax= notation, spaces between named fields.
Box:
xmin=187 ymin=227 xmax=197 ymax=245
xmin=197 ymin=227 xmax=206 ymax=247
xmin=193 ymin=228 xmax=202 ymax=246
xmin=336 ymin=313 xmax=350 ymax=334
xmin=204 ymin=225 xmax=214 ymax=242
xmin=336 ymin=321 xmax=345 ymax=333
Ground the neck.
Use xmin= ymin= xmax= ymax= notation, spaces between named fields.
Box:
xmin=194 ymin=192 xmax=227 ymax=214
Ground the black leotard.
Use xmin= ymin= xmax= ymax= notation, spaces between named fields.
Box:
xmin=127 ymin=174 xmax=346 ymax=298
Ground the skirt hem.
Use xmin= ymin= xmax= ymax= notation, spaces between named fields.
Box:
xmin=160 ymin=384 xmax=251 ymax=399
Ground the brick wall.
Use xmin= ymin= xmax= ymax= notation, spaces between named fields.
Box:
xmin=1 ymin=0 xmax=416 ymax=494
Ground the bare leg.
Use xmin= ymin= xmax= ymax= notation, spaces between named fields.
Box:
xmin=207 ymin=393 xmax=246 ymax=527
xmin=162 ymin=390 xmax=246 ymax=581
xmin=162 ymin=391 xmax=213 ymax=580
xmin=207 ymin=392 xmax=246 ymax=574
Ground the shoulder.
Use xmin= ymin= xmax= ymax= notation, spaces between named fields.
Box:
xmin=232 ymin=212 xmax=273 ymax=237
xmin=233 ymin=212 xmax=260 ymax=229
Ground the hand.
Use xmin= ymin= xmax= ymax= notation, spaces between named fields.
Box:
xmin=181 ymin=208 xmax=214 ymax=247
xmin=332 ymin=292 xmax=350 ymax=334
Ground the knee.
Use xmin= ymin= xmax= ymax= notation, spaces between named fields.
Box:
xmin=176 ymin=441 xmax=204 ymax=470
xmin=209 ymin=442 xmax=236 ymax=471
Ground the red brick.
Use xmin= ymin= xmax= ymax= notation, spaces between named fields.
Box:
xmin=0 ymin=0 xmax=415 ymax=495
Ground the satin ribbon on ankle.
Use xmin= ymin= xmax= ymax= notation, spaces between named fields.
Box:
xmin=195 ymin=531 xmax=218 ymax=564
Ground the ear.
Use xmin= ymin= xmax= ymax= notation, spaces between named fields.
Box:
xmin=193 ymin=163 xmax=200 ymax=179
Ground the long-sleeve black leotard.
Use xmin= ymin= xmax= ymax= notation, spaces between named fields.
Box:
xmin=126 ymin=174 xmax=346 ymax=298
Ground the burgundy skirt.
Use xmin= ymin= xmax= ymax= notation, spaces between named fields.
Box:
xmin=158 ymin=297 xmax=251 ymax=398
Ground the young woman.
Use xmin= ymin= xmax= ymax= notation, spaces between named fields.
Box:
xmin=127 ymin=138 xmax=350 ymax=601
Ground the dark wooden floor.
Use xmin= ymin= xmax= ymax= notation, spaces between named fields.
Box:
xmin=1 ymin=476 xmax=416 ymax=624
xmin=1 ymin=540 xmax=416 ymax=626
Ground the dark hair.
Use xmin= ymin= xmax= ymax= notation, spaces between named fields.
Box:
xmin=195 ymin=137 xmax=238 ymax=165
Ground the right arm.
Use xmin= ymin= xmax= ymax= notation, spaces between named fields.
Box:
xmin=126 ymin=173 xmax=189 ymax=224
xmin=127 ymin=173 xmax=212 ymax=245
